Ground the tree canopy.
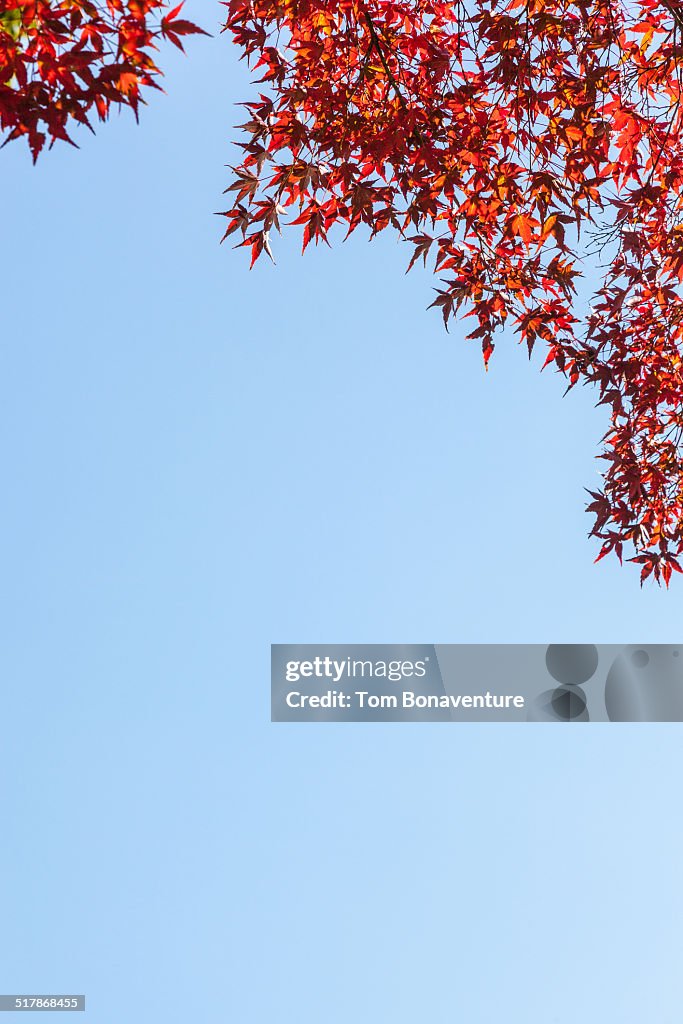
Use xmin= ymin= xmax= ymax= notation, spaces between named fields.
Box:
xmin=6 ymin=0 xmax=683 ymax=583
xmin=0 ymin=1 xmax=205 ymax=159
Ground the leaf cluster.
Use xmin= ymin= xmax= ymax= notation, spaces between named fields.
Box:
xmin=0 ymin=0 xmax=206 ymax=159
xmin=221 ymin=0 xmax=683 ymax=583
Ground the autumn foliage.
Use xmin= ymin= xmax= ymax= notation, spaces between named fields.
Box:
xmin=220 ymin=0 xmax=683 ymax=584
xmin=0 ymin=0 xmax=205 ymax=159
xmin=8 ymin=1 xmax=683 ymax=582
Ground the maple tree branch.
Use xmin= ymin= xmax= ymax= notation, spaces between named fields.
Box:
xmin=661 ymin=0 xmax=683 ymax=34
xmin=219 ymin=0 xmax=683 ymax=583
xmin=362 ymin=12 xmax=408 ymax=110
xmin=645 ymin=94 xmax=682 ymax=185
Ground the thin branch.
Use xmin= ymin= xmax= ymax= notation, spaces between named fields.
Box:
xmin=661 ymin=0 xmax=683 ymax=35
xmin=363 ymin=12 xmax=408 ymax=110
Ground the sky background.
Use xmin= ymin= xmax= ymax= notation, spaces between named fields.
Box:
xmin=2 ymin=5 xmax=683 ymax=1022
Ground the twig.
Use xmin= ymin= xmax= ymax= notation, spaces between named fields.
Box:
xmin=363 ymin=12 xmax=408 ymax=109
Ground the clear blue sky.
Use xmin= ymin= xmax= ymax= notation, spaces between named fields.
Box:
xmin=1 ymin=5 xmax=683 ymax=1022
